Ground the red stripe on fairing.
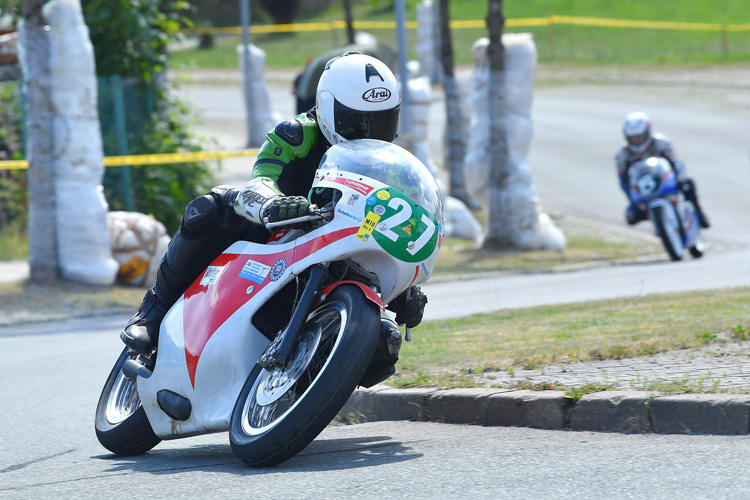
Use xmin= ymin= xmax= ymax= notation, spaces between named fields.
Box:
xmin=319 ymin=281 xmax=384 ymax=310
xmin=407 ymin=265 xmax=420 ymax=288
xmin=182 ymin=226 xmax=359 ymax=387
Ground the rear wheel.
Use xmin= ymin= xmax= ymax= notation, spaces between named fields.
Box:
xmin=652 ymin=205 xmax=683 ymax=261
xmin=229 ymin=285 xmax=380 ymax=467
xmin=94 ymin=348 xmax=160 ymax=455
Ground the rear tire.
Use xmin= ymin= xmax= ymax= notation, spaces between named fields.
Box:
xmin=652 ymin=205 xmax=683 ymax=261
xmin=229 ymin=285 xmax=380 ymax=467
xmin=94 ymin=348 xmax=161 ymax=455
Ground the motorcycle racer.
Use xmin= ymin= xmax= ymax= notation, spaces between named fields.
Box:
xmin=121 ymin=52 xmax=428 ymax=358
xmin=615 ymin=111 xmax=710 ymax=228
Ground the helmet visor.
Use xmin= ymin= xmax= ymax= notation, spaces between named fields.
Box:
xmin=627 ymin=133 xmax=649 ymax=146
xmin=333 ymin=100 xmax=401 ymax=142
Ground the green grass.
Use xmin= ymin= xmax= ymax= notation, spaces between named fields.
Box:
xmin=0 ymin=280 xmax=146 ymax=326
xmin=172 ymin=0 xmax=750 ymax=70
xmin=389 ymin=287 xmax=750 ymax=388
xmin=0 ymin=222 xmax=27 ymax=260
xmin=433 ymin=217 xmax=660 ymax=277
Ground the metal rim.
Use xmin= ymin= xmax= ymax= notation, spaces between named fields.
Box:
xmin=104 ymin=370 xmax=141 ymax=426
xmin=240 ymin=302 xmax=348 ymax=436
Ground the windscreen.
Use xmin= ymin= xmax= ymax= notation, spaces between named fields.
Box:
xmin=316 ymin=139 xmax=444 ymax=224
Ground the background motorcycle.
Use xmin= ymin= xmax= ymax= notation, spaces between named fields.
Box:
xmin=628 ymin=156 xmax=704 ymax=261
xmin=94 ymin=140 xmax=444 ymax=466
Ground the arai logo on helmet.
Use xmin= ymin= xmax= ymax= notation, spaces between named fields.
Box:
xmin=362 ymin=87 xmax=391 ymax=103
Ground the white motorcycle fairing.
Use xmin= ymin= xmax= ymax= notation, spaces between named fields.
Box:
xmin=136 ymin=169 xmax=441 ymax=440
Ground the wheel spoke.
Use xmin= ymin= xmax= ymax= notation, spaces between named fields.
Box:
xmin=241 ymin=302 xmax=347 ymax=435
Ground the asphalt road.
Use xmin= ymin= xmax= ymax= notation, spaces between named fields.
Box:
xmin=177 ymin=70 xmax=750 ymax=320
xmin=4 ymin=317 xmax=750 ymax=499
xmin=2 ymin=69 xmax=749 ymax=498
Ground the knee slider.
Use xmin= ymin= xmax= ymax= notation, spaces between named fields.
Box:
xmin=183 ymin=194 xmax=221 ymax=232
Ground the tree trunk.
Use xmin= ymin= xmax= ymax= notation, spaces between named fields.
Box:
xmin=439 ymin=0 xmax=469 ymax=205
xmin=343 ymin=0 xmax=355 ymax=44
xmin=20 ymin=0 xmax=59 ymax=280
xmin=483 ymin=0 xmax=512 ymax=248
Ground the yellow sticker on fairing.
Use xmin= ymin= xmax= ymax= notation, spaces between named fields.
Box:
xmin=356 ymin=211 xmax=382 ymax=242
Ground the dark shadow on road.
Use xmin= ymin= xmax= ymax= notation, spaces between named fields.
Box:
xmin=94 ymin=434 xmax=422 ymax=474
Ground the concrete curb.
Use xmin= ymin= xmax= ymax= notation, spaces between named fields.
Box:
xmin=341 ymin=386 xmax=750 ymax=435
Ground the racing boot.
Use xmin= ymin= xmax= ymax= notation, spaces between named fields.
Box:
xmin=119 ymin=245 xmax=198 ymax=355
xmin=678 ymin=178 xmax=710 ymax=229
xmin=120 ymin=285 xmax=169 ymax=355
xmin=695 ymin=206 xmax=711 ymax=229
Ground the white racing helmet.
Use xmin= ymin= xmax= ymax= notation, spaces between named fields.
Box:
xmin=316 ymin=52 xmax=401 ymax=145
xmin=623 ymin=111 xmax=652 ymax=153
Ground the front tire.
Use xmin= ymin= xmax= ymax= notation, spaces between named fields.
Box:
xmin=652 ymin=205 xmax=683 ymax=261
xmin=229 ymin=285 xmax=380 ymax=467
xmin=94 ymin=348 xmax=161 ymax=455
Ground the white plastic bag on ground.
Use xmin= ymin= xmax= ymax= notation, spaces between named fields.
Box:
xmin=444 ymin=195 xmax=483 ymax=241
xmin=108 ymin=212 xmax=170 ymax=287
xmin=45 ymin=0 xmax=119 ymax=284
xmin=464 ymin=34 xmax=565 ymax=251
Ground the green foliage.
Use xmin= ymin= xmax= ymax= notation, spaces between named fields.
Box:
xmin=0 ymin=81 xmax=26 ymax=233
xmin=81 ymin=0 xmax=216 ymax=232
xmin=0 ymin=1 xmax=214 ymax=236
xmin=695 ymin=331 xmax=718 ymax=345
xmin=107 ymin=94 xmax=216 ymax=232
xmin=259 ymin=0 xmax=300 ymax=25
xmin=84 ymin=0 xmax=193 ymax=81
xmin=564 ymin=384 xmax=613 ymax=399
xmin=730 ymin=325 xmax=749 ymax=341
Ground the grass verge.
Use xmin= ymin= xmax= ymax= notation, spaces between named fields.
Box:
xmin=0 ymin=223 xmax=28 ymax=261
xmin=172 ymin=0 xmax=750 ymax=70
xmin=390 ymin=287 xmax=750 ymax=389
xmin=0 ymin=280 xmax=146 ymax=326
xmin=433 ymin=215 xmax=660 ymax=277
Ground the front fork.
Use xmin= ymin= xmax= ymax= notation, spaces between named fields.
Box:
xmin=258 ymin=263 xmax=329 ymax=370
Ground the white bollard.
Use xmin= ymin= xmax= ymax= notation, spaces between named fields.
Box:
xmin=463 ymin=34 xmax=565 ymax=251
xmin=44 ymin=0 xmax=119 ymax=284
xmin=237 ymin=43 xmax=280 ymax=147
xmin=416 ymin=0 xmax=441 ymax=83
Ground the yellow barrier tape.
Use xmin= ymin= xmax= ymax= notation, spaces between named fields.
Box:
xmin=550 ymin=15 xmax=724 ymax=32
xmin=183 ymin=16 xmax=750 ymax=36
xmin=0 ymin=149 xmax=259 ymax=171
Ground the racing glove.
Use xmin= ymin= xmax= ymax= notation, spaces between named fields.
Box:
xmin=387 ymin=286 xmax=428 ymax=329
xmin=264 ymin=196 xmax=310 ymax=222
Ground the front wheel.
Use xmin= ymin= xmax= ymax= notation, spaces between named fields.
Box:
xmin=652 ymin=205 xmax=683 ymax=261
xmin=229 ymin=285 xmax=380 ymax=467
xmin=94 ymin=348 xmax=161 ymax=455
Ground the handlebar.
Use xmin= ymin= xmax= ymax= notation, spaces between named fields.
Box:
xmin=263 ymin=205 xmax=332 ymax=230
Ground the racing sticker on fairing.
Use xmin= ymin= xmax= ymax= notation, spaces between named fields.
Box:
xmin=238 ymin=259 xmax=271 ymax=284
xmin=359 ymin=188 xmax=439 ymax=262
xmin=200 ymin=265 xmax=226 ymax=286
